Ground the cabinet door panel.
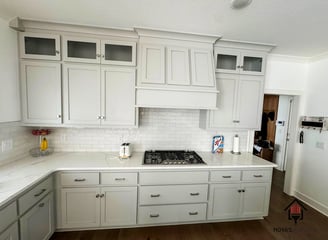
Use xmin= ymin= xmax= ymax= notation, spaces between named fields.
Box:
xmin=0 ymin=222 xmax=19 ymax=240
xmin=236 ymin=76 xmax=263 ymax=129
xmin=61 ymin=188 xmax=100 ymax=228
xmin=101 ymin=187 xmax=137 ymax=226
xmin=102 ymin=67 xmax=136 ymax=126
xmin=63 ymin=64 xmax=101 ymax=125
xmin=167 ymin=47 xmax=190 ymax=85
xmin=101 ymin=41 xmax=136 ymax=66
xmin=240 ymin=51 xmax=266 ymax=75
xmin=63 ymin=36 xmax=100 ymax=63
xmin=241 ymin=183 xmax=270 ymax=217
xmin=21 ymin=61 xmax=62 ymax=124
xmin=207 ymin=184 xmax=240 ymax=220
xmin=209 ymin=75 xmax=238 ymax=128
xmin=214 ymin=47 xmax=240 ymax=74
xmin=190 ymin=49 xmax=215 ymax=87
xmin=19 ymin=32 xmax=60 ymax=60
xmin=140 ymin=44 xmax=165 ymax=84
xmin=20 ymin=193 xmax=54 ymax=240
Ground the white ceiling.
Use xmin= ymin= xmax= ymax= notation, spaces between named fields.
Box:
xmin=0 ymin=0 xmax=327 ymax=57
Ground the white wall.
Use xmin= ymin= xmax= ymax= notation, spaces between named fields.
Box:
xmin=48 ymin=108 xmax=249 ymax=153
xmin=0 ymin=17 xmax=20 ymax=122
xmin=292 ymin=55 xmax=328 ymax=215
xmin=265 ymin=54 xmax=308 ymax=95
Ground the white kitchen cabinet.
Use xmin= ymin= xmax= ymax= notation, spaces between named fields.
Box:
xmin=101 ymin=187 xmax=137 ymax=226
xmin=215 ymin=47 xmax=266 ymax=76
xmin=140 ymin=44 xmax=165 ymax=84
xmin=20 ymin=61 xmax=62 ymax=125
xmin=207 ymin=169 xmax=272 ymax=220
xmin=59 ymin=171 xmax=138 ymax=229
xmin=200 ymin=73 xmax=264 ymax=129
xmin=19 ymin=32 xmax=61 ymax=60
xmin=20 ymin=193 xmax=54 ymax=240
xmin=190 ymin=48 xmax=215 ymax=87
xmin=63 ymin=64 xmax=136 ymax=126
xmin=0 ymin=222 xmax=19 ymax=240
xmin=0 ymin=202 xmax=17 ymax=237
xmin=61 ymin=188 xmax=101 ymax=228
xmin=63 ymin=36 xmax=136 ymax=66
xmin=63 ymin=64 xmax=101 ymax=125
xmin=167 ymin=46 xmax=190 ymax=85
xmin=101 ymin=40 xmax=136 ymax=66
xmin=102 ymin=67 xmax=136 ymax=126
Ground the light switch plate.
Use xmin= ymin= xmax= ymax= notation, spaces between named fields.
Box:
xmin=2 ymin=139 xmax=13 ymax=152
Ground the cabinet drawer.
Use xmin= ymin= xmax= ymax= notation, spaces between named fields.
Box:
xmin=138 ymin=203 xmax=206 ymax=224
xmin=210 ymin=171 xmax=241 ymax=182
xmin=139 ymin=184 xmax=208 ymax=205
xmin=101 ymin=172 xmax=137 ymax=185
xmin=0 ymin=201 xmax=17 ymax=233
xmin=18 ymin=176 xmax=53 ymax=215
xmin=242 ymin=170 xmax=271 ymax=182
xmin=139 ymin=171 xmax=209 ymax=185
xmin=60 ymin=172 xmax=99 ymax=186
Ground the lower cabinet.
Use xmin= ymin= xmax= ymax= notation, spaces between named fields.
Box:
xmin=0 ymin=222 xmax=19 ymax=240
xmin=20 ymin=193 xmax=54 ymax=240
xmin=61 ymin=187 xmax=137 ymax=228
xmin=207 ymin=170 xmax=272 ymax=220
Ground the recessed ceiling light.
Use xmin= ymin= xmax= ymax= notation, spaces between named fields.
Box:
xmin=231 ymin=0 xmax=252 ymax=9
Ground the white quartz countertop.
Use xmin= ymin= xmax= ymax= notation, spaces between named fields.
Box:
xmin=0 ymin=151 xmax=277 ymax=207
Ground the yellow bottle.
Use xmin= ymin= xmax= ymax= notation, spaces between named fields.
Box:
xmin=40 ymin=137 xmax=48 ymax=151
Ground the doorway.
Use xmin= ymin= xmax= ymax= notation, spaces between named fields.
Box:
xmin=253 ymin=94 xmax=294 ymax=171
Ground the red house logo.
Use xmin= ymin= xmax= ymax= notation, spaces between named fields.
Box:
xmin=284 ymin=199 xmax=307 ymax=223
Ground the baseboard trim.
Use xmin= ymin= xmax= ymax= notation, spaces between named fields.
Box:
xmin=294 ymin=191 xmax=328 ymax=217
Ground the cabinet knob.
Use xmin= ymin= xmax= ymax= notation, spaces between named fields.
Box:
xmin=97 ymin=116 xmax=101 ymax=119
xmin=57 ymin=114 xmax=61 ymax=119
xmin=56 ymin=50 xmax=60 ymax=54
xmin=96 ymin=194 xmax=100 ymax=198
xmin=101 ymin=55 xmax=105 ymax=58
xmin=100 ymin=194 xmax=105 ymax=198
xmin=238 ymin=189 xmax=242 ymax=193
xmin=233 ymin=120 xmax=240 ymax=123
xmin=38 ymin=202 xmax=45 ymax=208
xmin=96 ymin=54 xmax=101 ymax=58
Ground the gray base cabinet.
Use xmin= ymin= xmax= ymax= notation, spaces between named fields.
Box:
xmin=20 ymin=193 xmax=54 ymax=240
xmin=0 ymin=222 xmax=19 ymax=240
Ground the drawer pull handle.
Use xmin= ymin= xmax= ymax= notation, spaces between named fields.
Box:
xmin=150 ymin=194 xmax=160 ymax=198
xmin=74 ymin=178 xmax=86 ymax=182
xmin=189 ymin=212 xmax=198 ymax=216
xmin=190 ymin=192 xmax=200 ymax=196
xmin=222 ymin=176 xmax=232 ymax=178
xmin=253 ymin=175 xmax=263 ymax=178
xmin=34 ymin=189 xmax=46 ymax=197
xmin=38 ymin=202 xmax=45 ymax=208
xmin=114 ymin=178 xmax=126 ymax=181
xmin=150 ymin=214 xmax=159 ymax=218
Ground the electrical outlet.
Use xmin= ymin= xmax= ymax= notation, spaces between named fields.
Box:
xmin=2 ymin=139 xmax=13 ymax=152
xmin=316 ymin=141 xmax=325 ymax=150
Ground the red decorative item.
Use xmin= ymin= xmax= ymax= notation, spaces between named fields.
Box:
xmin=31 ymin=129 xmax=51 ymax=136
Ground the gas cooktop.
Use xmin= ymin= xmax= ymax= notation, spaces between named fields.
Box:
xmin=143 ymin=150 xmax=206 ymax=165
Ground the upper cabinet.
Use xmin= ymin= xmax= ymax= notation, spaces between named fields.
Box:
xmin=135 ymin=28 xmax=220 ymax=109
xmin=20 ymin=61 xmax=62 ymax=125
xmin=200 ymin=40 xmax=275 ymax=130
xmin=214 ymin=40 xmax=273 ymax=76
xmin=19 ymin=32 xmax=61 ymax=60
xmin=63 ymin=36 xmax=136 ymax=66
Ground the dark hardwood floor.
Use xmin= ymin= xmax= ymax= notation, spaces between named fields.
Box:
xmin=51 ymin=170 xmax=328 ymax=240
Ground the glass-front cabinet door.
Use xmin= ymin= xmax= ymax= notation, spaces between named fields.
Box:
xmin=215 ymin=47 xmax=265 ymax=75
xmin=101 ymin=41 xmax=136 ymax=66
xmin=240 ymin=52 xmax=266 ymax=75
xmin=63 ymin=36 xmax=101 ymax=63
xmin=19 ymin=32 xmax=61 ymax=60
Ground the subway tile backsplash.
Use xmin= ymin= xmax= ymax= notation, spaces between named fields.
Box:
xmin=0 ymin=109 xmax=250 ymax=165
xmin=50 ymin=108 xmax=249 ymax=153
